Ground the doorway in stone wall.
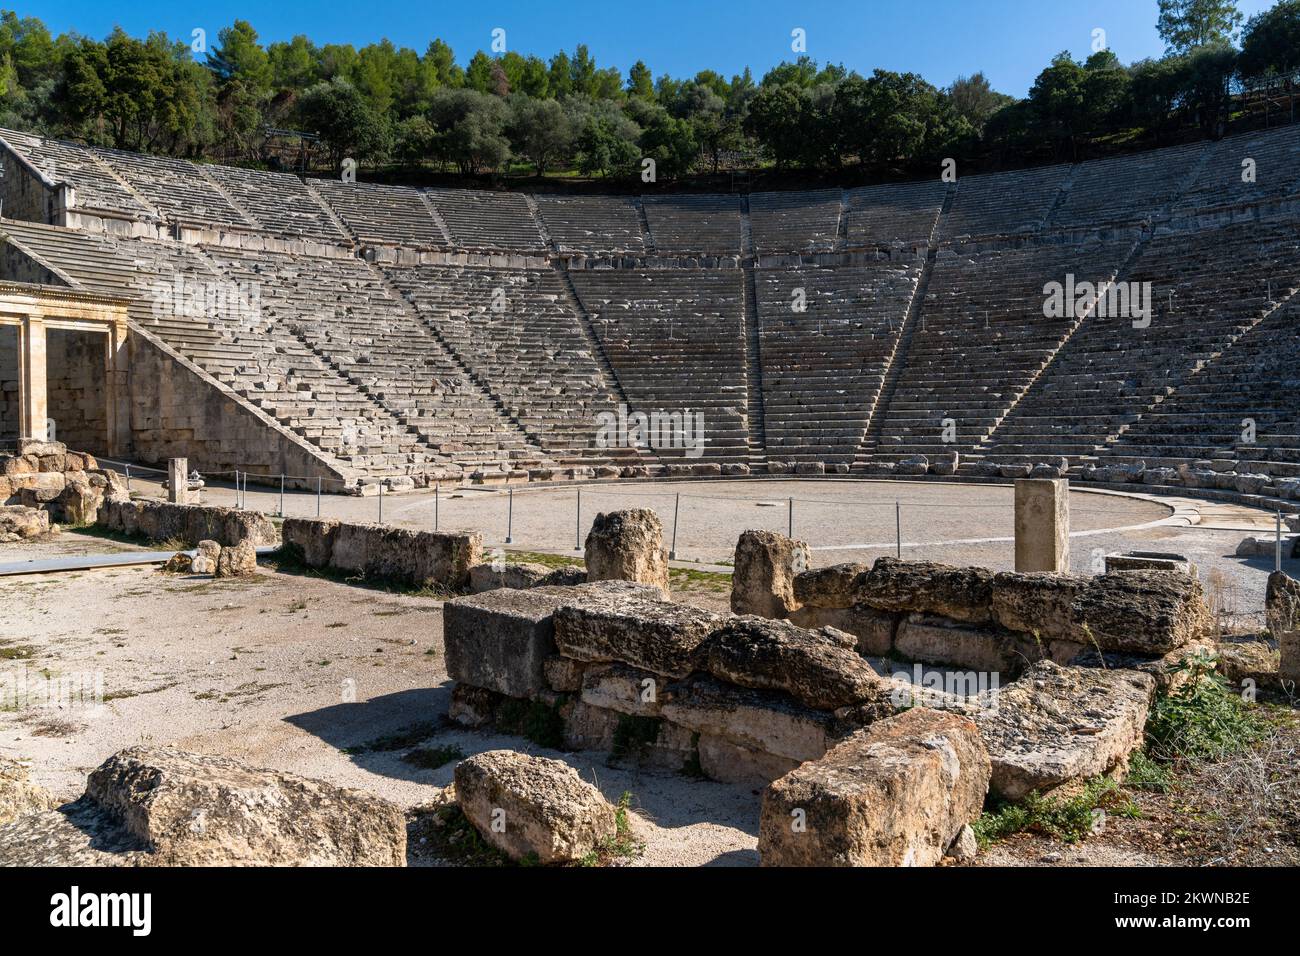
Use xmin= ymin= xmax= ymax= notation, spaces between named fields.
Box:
xmin=0 ymin=323 xmax=17 ymax=452
xmin=45 ymin=326 xmax=110 ymax=457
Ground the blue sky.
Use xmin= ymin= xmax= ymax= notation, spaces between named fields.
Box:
xmin=24 ymin=0 xmax=1278 ymax=97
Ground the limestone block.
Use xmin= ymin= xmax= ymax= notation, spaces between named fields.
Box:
xmin=731 ymin=529 xmax=811 ymax=618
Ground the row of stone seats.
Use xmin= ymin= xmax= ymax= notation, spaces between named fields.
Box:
xmin=642 ymin=195 xmax=742 ymax=254
xmin=382 ymin=263 xmax=626 ymax=459
xmin=569 ymin=268 xmax=750 ymax=461
xmin=1102 ymin=297 xmax=1300 ymax=476
xmin=0 ymin=129 xmax=155 ymax=218
xmin=425 ymin=188 xmax=546 ymax=251
xmin=982 ymin=219 xmax=1300 ymax=467
xmin=1175 ymin=124 xmax=1300 ymax=212
xmin=876 ymin=239 xmax=1130 ymax=461
xmin=308 ymin=179 xmax=446 ymax=247
xmin=201 ymin=165 xmax=348 ymax=244
xmin=749 ymin=189 xmax=841 ymax=255
xmin=940 ymin=164 xmax=1070 ymax=241
xmin=92 ymin=147 xmax=252 ymax=229
xmin=532 ymin=195 xmax=647 ymax=255
xmin=193 ymin=243 xmax=465 ymax=472
xmin=754 ymin=261 xmax=919 ymax=464
xmin=845 ymin=180 xmax=946 ymax=246
xmin=1047 ymin=141 xmax=1206 ymax=228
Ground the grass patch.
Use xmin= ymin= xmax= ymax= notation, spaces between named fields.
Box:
xmin=1125 ymin=750 xmax=1175 ymax=793
xmin=345 ymin=720 xmax=441 ymax=754
xmin=411 ymin=802 xmax=512 ymax=866
xmin=973 ymin=777 xmax=1139 ymax=847
xmin=1146 ymin=656 xmax=1269 ymax=763
xmin=508 ymin=549 xmax=732 ymax=593
xmin=495 ymin=698 xmax=566 ymax=750
xmin=0 ymin=644 xmax=36 ymax=660
xmin=401 ymin=744 xmax=464 ymax=770
xmin=578 ymin=792 xmax=644 ymax=866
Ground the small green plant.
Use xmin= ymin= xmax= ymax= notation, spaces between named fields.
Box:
xmin=1125 ymin=750 xmax=1174 ymax=792
xmin=579 ymin=791 xmax=643 ymax=866
xmin=1145 ymin=656 xmax=1267 ymax=762
xmin=973 ymin=777 xmax=1138 ymax=847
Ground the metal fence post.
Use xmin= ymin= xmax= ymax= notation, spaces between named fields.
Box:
xmin=575 ymin=488 xmax=582 ymax=552
xmin=125 ymin=464 xmax=132 ymax=494
xmin=1278 ymin=511 xmax=1284 ymax=573
xmin=896 ymin=500 xmax=902 ymax=558
xmin=317 ymin=476 xmax=322 ymax=517
xmin=434 ymin=481 xmax=440 ymax=531
xmin=669 ymin=492 xmax=680 ymax=560
xmin=787 ymin=497 xmax=793 ymax=538
xmin=378 ymin=481 xmax=384 ymax=524
xmin=279 ymin=474 xmax=286 ymax=517
xmin=506 ymin=488 xmax=515 ymax=544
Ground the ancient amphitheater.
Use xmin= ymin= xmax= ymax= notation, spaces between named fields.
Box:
xmin=1 ymin=124 xmax=1299 ymax=873
xmin=0 ymin=123 xmax=1297 ymax=503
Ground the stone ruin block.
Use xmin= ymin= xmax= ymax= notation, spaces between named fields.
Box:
xmin=443 ymin=581 xmax=664 ymax=699
xmin=701 ymin=616 xmax=885 ymax=710
xmin=83 ymin=747 xmax=406 ymax=866
xmin=973 ymin=661 xmax=1154 ymax=801
xmin=894 ymin=614 xmax=1026 ymax=673
xmin=696 ymin=735 xmax=800 ymax=789
xmin=281 ymin=516 xmax=339 ymax=567
xmin=453 ymin=750 xmax=616 ymax=864
xmin=1070 ymin=570 xmax=1212 ymax=655
xmin=583 ymin=508 xmax=669 ymax=594
xmin=0 ymin=505 xmax=50 ymax=542
xmin=1266 ymin=572 xmax=1300 ymax=686
xmin=858 ymin=557 xmax=994 ymax=624
xmin=322 ymin=521 xmax=481 ymax=591
xmin=659 ymin=675 xmax=836 ymax=765
xmin=468 ymin=561 xmax=586 ymax=593
xmin=1013 ymin=478 xmax=1070 ymax=573
xmin=731 ymin=529 xmax=810 ymax=618
xmin=758 ymin=708 xmax=990 ymax=867
xmin=990 ymin=571 xmax=1084 ymax=640
xmin=786 ymin=604 xmax=898 ymax=656
xmin=553 ymin=592 xmax=722 ymax=679
xmin=792 ymin=563 xmax=870 ymax=609
xmin=100 ymin=499 xmax=277 ymax=549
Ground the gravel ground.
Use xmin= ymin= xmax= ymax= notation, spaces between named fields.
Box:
xmin=0 ymin=560 xmax=759 ymax=867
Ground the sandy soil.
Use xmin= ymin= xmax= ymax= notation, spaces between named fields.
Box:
xmin=0 ymin=560 xmax=760 ymax=867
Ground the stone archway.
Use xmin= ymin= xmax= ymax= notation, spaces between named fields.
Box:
xmin=0 ymin=284 xmax=130 ymax=457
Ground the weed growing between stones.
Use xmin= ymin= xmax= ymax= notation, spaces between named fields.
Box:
xmin=1146 ymin=656 xmax=1268 ymax=762
xmin=1124 ymin=751 xmax=1175 ymax=792
xmin=974 ymin=777 xmax=1140 ymax=847
xmin=579 ymin=792 xmax=643 ymax=866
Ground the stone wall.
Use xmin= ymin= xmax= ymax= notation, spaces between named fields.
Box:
xmin=0 ymin=325 xmax=16 ymax=443
xmin=443 ymin=581 xmax=900 ymax=788
xmin=127 ymin=329 xmax=346 ymax=487
xmin=46 ymin=328 xmax=108 ymax=455
xmin=0 ymin=146 xmax=57 ymax=224
xmin=281 ymin=517 xmax=481 ymax=593
xmin=98 ymin=497 xmax=278 ymax=548
xmin=740 ymin=552 xmax=1214 ymax=674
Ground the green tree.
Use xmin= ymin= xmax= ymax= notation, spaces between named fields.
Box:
xmin=627 ymin=60 xmax=654 ymax=100
xmin=296 ymin=76 xmax=391 ymax=169
xmin=507 ymin=95 xmax=575 ymax=174
xmin=1238 ymin=0 xmax=1300 ymax=77
xmin=947 ymin=73 xmax=1013 ymax=134
xmin=427 ymin=87 xmax=510 ymax=174
xmin=1156 ymin=0 xmax=1243 ymax=54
